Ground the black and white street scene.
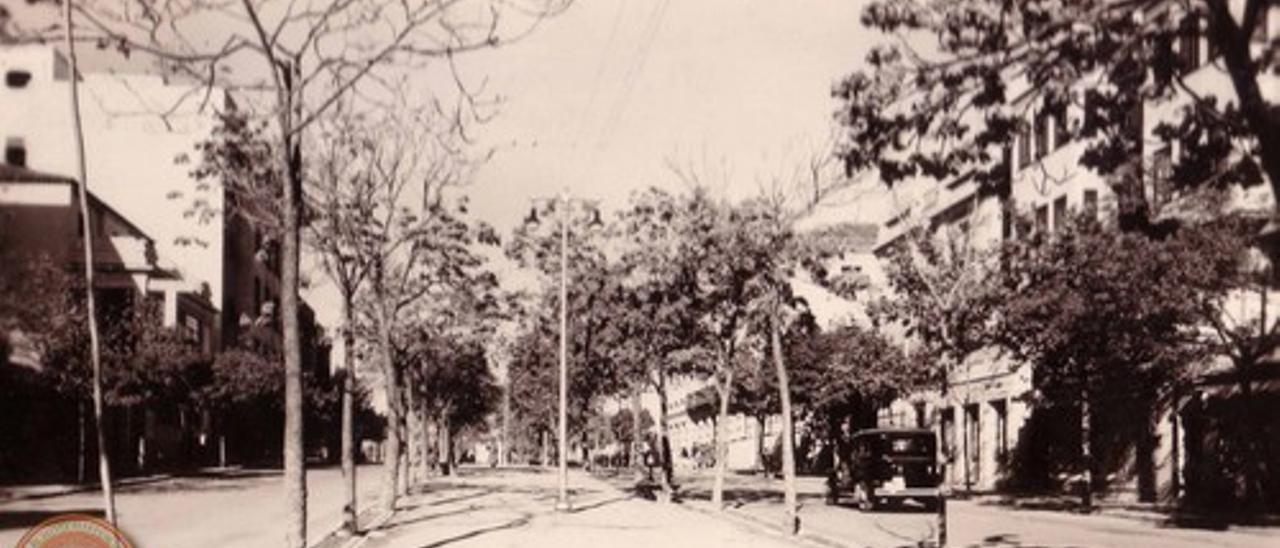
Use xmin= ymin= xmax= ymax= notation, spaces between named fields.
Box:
xmin=2 ymin=1 xmax=1279 ymax=547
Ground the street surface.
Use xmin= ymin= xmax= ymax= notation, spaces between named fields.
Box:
xmin=668 ymin=469 xmax=1280 ymax=548
xmin=4 ymin=465 xmax=1277 ymax=548
xmin=0 ymin=465 xmax=381 ymax=548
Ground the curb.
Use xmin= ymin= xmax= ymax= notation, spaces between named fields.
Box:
xmin=335 ymin=510 xmax=394 ymax=548
xmin=0 ymin=474 xmax=175 ymax=503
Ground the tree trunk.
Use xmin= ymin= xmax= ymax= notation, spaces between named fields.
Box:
xmin=500 ymin=381 xmax=510 ymax=467
xmin=755 ymin=416 xmax=766 ymax=473
xmin=340 ymin=297 xmax=358 ymax=534
xmin=630 ymin=390 xmax=642 ymax=472
xmin=376 ymin=307 xmax=403 ymax=513
xmin=1080 ymin=380 xmax=1094 ymax=511
xmin=275 ymin=60 xmax=308 ymax=548
xmin=404 ymin=382 xmax=420 ymax=487
xmin=769 ymin=314 xmax=799 ymax=535
xmin=541 ymin=430 xmax=550 ymax=469
xmin=656 ymin=369 xmax=674 ymax=502
xmin=427 ymin=396 xmax=437 ymax=478
xmin=439 ymin=414 xmax=453 ymax=476
xmin=397 ymin=423 xmax=409 ymax=497
xmin=77 ymin=400 xmax=87 ymax=484
xmin=62 ymin=0 xmax=115 ymax=526
xmin=711 ymin=367 xmax=735 ymax=510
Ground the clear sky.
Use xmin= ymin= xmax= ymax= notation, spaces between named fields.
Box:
xmin=301 ymin=0 xmax=891 ymax=338
xmin=459 ymin=0 xmax=879 ymax=233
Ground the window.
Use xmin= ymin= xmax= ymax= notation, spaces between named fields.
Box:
xmin=1123 ymin=100 xmax=1144 ymax=153
xmin=1083 ymin=190 xmax=1099 ymax=218
xmin=1179 ymin=14 xmax=1202 ymax=72
xmin=992 ymin=400 xmax=1009 ymax=464
xmin=1052 ymin=102 xmax=1070 ymax=150
xmin=940 ymin=408 xmax=956 ymax=461
xmin=1017 ymin=122 xmax=1032 ymax=169
xmin=1053 ymin=196 xmax=1068 ymax=232
xmin=1035 ymin=205 xmax=1049 ymax=232
xmin=1001 ymin=209 xmax=1014 ymax=240
xmin=1033 ymin=109 xmax=1050 ymax=161
xmin=182 ymin=314 xmax=202 ymax=344
xmin=1152 ymin=145 xmax=1174 ymax=207
xmin=5 ymin=70 xmax=31 ymax=88
xmin=4 ymin=137 xmax=26 ymax=167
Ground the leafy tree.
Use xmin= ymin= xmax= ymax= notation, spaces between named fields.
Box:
xmin=870 ymin=225 xmax=1005 ymax=387
xmin=612 ymin=187 xmax=724 ymax=501
xmin=836 ymin=0 xmax=1276 ymax=225
xmin=1185 ymin=215 xmax=1280 ymax=508
xmin=409 ymin=336 xmax=500 ymax=475
xmin=506 ymin=201 xmax=627 ymax=470
xmin=507 ymin=328 xmax=558 ymax=465
xmin=994 ymin=215 xmax=1234 ymax=507
xmin=608 ymin=407 xmax=655 ymax=465
xmin=789 ymin=322 xmax=915 ymax=501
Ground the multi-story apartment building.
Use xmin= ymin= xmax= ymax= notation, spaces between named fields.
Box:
xmin=0 ymin=44 xmax=332 ymax=471
xmin=869 ymin=0 xmax=1279 ymax=503
xmin=0 ymin=44 xmax=326 ymax=358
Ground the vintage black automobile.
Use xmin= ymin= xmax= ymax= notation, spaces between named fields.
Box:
xmin=831 ymin=428 xmax=941 ymax=511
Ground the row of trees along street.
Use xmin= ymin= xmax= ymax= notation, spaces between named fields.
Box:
xmin=7 ymin=0 xmax=567 ymax=546
xmin=833 ymin=0 xmax=1280 ymax=527
xmin=3 ymin=0 xmax=1277 ymax=546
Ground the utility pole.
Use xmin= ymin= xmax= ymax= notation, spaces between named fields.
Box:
xmin=523 ymin=191 xmax=601 ymax=512
xmin=556 ymin=190 xmax=571 ymax=512
xmin=63 ymin=0 xmax=116 ymax=526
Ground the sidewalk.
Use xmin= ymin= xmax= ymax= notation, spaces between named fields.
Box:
xmin=332 ymin=466 xmax=805 ymax=548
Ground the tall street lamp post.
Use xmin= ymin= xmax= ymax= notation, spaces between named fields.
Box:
xmin=525 ymin=190 xmax=601 ymax=512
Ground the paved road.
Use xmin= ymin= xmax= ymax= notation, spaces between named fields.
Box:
xmin=0 ymin=465 xmax=382 ymax=547
xmin=666 ymin=469 xmax=1280 ymax=548
xmin=354 ymin=467 xmax=799 ymax=548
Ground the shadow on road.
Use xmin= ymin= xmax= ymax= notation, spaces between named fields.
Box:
xmin=0 ymin=509 xmax=106 ymax=532
xmin=956 ymin=533 xmax=1077 ymax=548
xmin=414 ymin=513 xmax=532 ymax=548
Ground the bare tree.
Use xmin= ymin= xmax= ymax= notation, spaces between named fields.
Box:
xmin=16 ymin=1 xmax=568 ymax=545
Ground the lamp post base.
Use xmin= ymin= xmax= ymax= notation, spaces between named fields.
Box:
xmin=555 ymin=499 xmax=573 ymax=512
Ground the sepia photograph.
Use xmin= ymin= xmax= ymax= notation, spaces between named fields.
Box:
xmin=0 ymin=0 xmax=1278 ymax=547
